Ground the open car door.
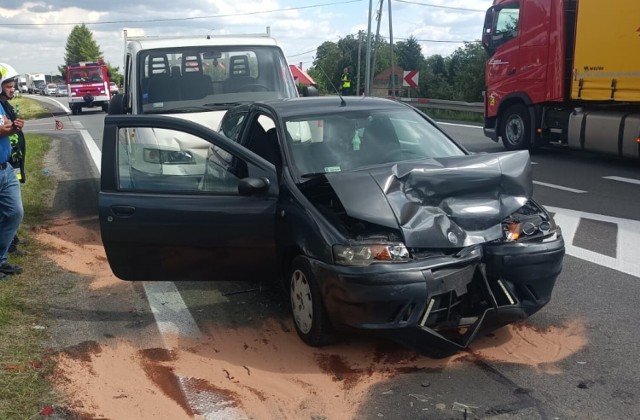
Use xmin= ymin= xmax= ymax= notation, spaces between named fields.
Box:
xmin=99 ymin=115 xmax=278 ymax=282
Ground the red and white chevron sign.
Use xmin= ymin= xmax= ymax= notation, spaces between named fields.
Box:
xmin=403 ymin=70 xmax=419 ymax=87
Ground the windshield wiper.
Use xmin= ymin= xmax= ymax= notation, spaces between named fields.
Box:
xmin=300 ymin=172 xmax=328 ymax=179
xmin=143 ymin=106 xmax=212 ymax=114
xmin=201 ymin=102 xmax=244 ymax=109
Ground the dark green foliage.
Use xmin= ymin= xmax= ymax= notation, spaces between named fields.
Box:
xmin=57 ymin=24 xmax=123 ymax=84
xmin=309 ymin=32 xmax=485 ymax=101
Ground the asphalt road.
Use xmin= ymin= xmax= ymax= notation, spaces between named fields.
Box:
xmin=24 ymin=95 xmax=640 ymax=419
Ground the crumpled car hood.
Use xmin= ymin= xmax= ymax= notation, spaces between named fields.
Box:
xmin=324 ymin=150 xmax=533 ymax=248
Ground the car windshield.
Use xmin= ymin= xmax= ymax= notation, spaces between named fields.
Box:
xmin=283 ymin=108 xmax=466 ymax=177
xmin=138 ymin=46 xmax=298 ymax=114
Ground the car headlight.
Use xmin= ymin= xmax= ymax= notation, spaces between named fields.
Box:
xmin=334 ymin=243 xmax=410 ymax=266
xmin=143 ymin=148 xmax=196 ymax=164
xmin=502 ymin=201 xmax=557 ymax=242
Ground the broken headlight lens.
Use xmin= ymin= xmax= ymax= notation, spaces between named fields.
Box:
xmin=333 ymin=243 xmax=410 ymax=266
xmin=502 ymin=201 xmax=557 ymax=242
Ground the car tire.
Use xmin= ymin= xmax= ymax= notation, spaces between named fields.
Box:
xmin=289 ymin=256 xmax=333 ymax=347
xmin=500 ymin=103 xmax=531 ymax=150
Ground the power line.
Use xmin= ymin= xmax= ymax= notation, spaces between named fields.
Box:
xmin=287 ymin=49 xmax=317 ymax=58
xmin=393 ymin=0 xmax=485 ymax=13
xmin=1 ymin=0 xmax=364 ymax=27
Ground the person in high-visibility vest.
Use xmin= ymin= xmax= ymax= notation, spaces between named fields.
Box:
xmin=340 ymin=67 xmax=351 ymax=96
xmin=0 ymin=63 xmax=25 ymax=279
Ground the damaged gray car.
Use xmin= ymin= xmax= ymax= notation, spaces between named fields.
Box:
xmin=99 ymin=96 xmax=565 ymax=357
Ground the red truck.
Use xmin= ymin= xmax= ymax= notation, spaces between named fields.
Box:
xmin=481 ymin=0 xmax=640 ymax=159
xmin=66 ymin=59 xmax=112 ymax=115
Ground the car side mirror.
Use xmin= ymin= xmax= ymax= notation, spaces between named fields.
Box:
xmin=238 ymin=177 xmax=270 ymax=196
xmin=302 ymin=85 xmax=318 ymax=97
xmin=107 ymin=93 xmax=126 ymax=115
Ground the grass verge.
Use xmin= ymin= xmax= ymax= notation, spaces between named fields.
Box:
xmin=0 ymin=95 xmax=57 ymax=419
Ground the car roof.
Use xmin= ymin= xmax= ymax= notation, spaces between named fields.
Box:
xmin=249 ymin=96 xmax=413 ymax=119
xmin=126 ymin=35 xmax=281 ymax=52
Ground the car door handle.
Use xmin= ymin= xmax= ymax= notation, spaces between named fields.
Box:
xmin=507 ymin=67 xmax=516 ymax=75
xmin=110 ymin=205 xmax=136 ymax=217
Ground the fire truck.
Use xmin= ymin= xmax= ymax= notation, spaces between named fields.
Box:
xmin=66 ymin=59 xmax=112 ymax=115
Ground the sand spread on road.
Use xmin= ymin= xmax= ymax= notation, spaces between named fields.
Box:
xmin=37 ymin=214 xmax=587 ymax=419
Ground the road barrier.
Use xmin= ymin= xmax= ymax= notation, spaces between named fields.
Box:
xmin=392 ymin=97 xmax=484 ymax=113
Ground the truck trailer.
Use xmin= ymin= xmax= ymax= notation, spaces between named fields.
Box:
xmin=481 ymin=0 xmax=640 ymax=159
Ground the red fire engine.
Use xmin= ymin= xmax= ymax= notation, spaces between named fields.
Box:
xmin=66 ymin=59 xmax=111 ymax=115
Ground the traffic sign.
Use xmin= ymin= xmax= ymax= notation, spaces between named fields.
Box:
xmin=403 ymin=70 xmax=419 ymax=87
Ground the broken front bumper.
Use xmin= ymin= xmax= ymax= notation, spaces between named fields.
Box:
xmin=309 ymin=232 xmax=565 ymax=357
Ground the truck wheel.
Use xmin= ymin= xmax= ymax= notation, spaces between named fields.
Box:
xmin=71 ymin=106 xmax=78 ymax=115
xmin=501 ymin=104 xmax=531 ymax=150
xmin=102 ymin=103 xmax=109 ymax=113
xmin=289 ymin=256 xmax=334 ymax=347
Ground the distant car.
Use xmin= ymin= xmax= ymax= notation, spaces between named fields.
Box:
xmin=55 ymin=84 xmax=68 ymax=97
xmin=99 ymin=96 xmax=565 ymax=357
xmin=109 ymin=82 xmax=118 ymax=95
xmin=45 ymin=83 xmax=57 ymax=96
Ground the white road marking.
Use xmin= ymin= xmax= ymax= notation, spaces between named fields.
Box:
xmin=603 ymin=176 xmax=640 ymax=186
xmin=546 ymin=206 xmax=640 ymax=278
xmin=534 ymin=181 xmax=587 ymax=194
xmin=436 ymin=121 xmax=484 ymax=130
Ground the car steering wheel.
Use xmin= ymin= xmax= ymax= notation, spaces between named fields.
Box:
xmin=238 ymin=84 xmax=270 ymax=92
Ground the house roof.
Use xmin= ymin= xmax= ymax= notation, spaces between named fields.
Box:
xmin=289 ymin=65 xmax=316 ymax=85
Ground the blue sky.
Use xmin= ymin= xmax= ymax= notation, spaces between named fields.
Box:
xmin=0 ymin=0 xmax=492 ymax=76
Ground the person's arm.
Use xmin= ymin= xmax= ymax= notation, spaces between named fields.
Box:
xmin=0 ymin=119 xmax=23 ymax=136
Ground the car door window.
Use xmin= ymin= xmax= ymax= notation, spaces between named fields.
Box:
xmin=116 ymin=126 xmax=246 ymax=194
xmin=220 ymin=111 xmax=246 ymax=141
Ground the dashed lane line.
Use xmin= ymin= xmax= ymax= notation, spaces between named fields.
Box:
xmin=533 ymin=181 xmax=587 ymax=194
xmin=603 ymin=176 xmax=640 ymax=186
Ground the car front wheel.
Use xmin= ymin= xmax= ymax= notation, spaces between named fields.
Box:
xmin=289 ymin=256 xmax=333 ymax=347
xmin=501 ymin=103 xmax=531 ymax=150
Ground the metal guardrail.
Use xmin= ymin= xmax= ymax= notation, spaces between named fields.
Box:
xmin=393 ymin=97 xmax=484 ymax=113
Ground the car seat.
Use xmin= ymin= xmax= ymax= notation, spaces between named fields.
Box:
xmin=223 ymin=55 xmax=255 ymax=93
xmin=145 ymin=54 xmax=177 ymax=103
xmin=361 ymin=117 xmax=401 ymax=164
xmin=180 ymin=52 xmax=214 ymax=100
xmin=249 ymin=128 xmax=281 ymax=167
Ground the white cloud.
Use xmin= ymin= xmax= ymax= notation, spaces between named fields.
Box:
xmin=0 ymin=0 xmax=492 ymax=75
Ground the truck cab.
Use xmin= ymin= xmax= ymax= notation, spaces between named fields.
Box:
xmin=108 ymin=32 xmax=314 ymax=187
xmin=482 ymin=0 xmax=640 ymax=159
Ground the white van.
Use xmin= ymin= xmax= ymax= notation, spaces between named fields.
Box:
xmin=108 ymin=31 xmax=315 ymax=185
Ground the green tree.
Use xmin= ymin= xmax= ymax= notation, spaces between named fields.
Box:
xmin=396 ymin=36 xmax=425 ymax=71
xmin=309 ymin=41 xmax=343 ymax=94
xmin=446 ymin=42 xmax=485 ymax=102
xmin=420 ymin=55 xmax=451 ymax=99
xmin=58 ymin=24 xmax=122 ymax=84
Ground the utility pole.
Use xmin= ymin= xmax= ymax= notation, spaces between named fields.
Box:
xmin=364 ymin=0 xmax=373 ymax=96
xmin=357 ymin=31 xmax=362 ymax=96
xmin=370 ymin=0 xmax=384 ymax=95
xmin=389 ymin=0 xmax=396 ymax=97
